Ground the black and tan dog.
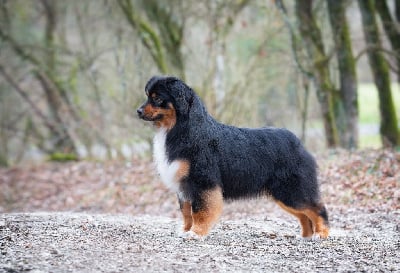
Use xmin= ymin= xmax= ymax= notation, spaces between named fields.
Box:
xmin=137 ymin=76 xmax=329 ymax=239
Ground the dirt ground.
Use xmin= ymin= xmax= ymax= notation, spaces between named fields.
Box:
xmin=1 ymin=206 xmax=399 ymax=273
xmin=0 ymin=149 xmax=399 ymax=272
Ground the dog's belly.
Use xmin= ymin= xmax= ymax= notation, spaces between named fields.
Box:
xmin=153 ymin=129 xmax=187 ymax=193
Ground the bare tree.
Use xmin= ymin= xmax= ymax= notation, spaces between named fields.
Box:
xmin=276 ymin=0 xmax=339 ymax=147
xmin=0 ymin=1 xmax=77 ymax=155
xmin=358 ymin=0 xmax=400 ymax=147
xmin=375 ymin=0 xmax=400 ymax=85
xmin=327 ymin=0 xmax=358 ymax=149
xmin=117 ymin=0 xmax=185 ymax=78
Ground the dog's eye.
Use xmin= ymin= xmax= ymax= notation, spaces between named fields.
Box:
xmin=154 ymin=97 xmax=163 ymax=105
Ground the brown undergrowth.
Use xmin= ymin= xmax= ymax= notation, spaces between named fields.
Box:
xmin=318 ymin=149 xmax=399 ymax=212
xmin=1 ymin=149 xmax=399 ymax=215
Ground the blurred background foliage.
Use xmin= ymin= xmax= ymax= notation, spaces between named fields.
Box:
xmin=0 ymin=0 xmax=399 ymax=166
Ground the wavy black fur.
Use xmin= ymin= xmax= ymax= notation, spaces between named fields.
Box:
xmin=144 ymin=76 xmax=326 ymax=221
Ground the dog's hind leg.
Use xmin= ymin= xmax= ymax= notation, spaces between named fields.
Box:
xmin=190 ymin=186 xmax=223 ymax=237
xmin=302 ymin=204 xmax=329 ymax=239
xmin=276 ymin=201 xmax=314 ymax=238
xmin=179 ymin=200 xmax=193 ymax=232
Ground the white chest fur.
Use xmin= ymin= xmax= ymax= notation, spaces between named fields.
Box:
xmin=153 ymin=129 xmax=181 ymax=193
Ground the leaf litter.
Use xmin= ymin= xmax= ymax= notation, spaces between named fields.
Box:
xmin=1 ymin=149 xmax=398 ymax=214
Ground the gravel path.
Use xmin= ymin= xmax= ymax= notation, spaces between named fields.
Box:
xmin=1 ymin=207 xmax=399 ymax=273
xmin=0 ymin=150 xmax=399 ymax=272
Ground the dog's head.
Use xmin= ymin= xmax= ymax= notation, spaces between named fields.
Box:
xmin=137 ymin=76 xmax=194 ymax=130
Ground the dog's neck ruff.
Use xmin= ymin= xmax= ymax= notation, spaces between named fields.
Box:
xmin=153 ymin=128 xmax=181 ymax=193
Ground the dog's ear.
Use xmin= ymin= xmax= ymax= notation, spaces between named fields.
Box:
xmin=145 ymin=76 xmax=164 ymax=93
xmin=166 ymin=78 xmax=194 ymax=116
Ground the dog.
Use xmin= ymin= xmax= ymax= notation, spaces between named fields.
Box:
xmin=137 ymin=76 xmax=329 ymax=239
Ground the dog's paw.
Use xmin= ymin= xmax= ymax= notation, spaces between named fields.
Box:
xmin=300 ymin=235 xmax=314 ymax=241
xmin=312 ymin=230 xmax=329 ymax=240
xmin=311 ymin=233 xmax=324 ymax=240
xmin=177 ymin=228 xmax=190 ymax=238
xmin=181 ymin=230 xmax=205 ymax=241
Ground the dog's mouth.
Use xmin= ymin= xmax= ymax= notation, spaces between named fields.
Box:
xmin=137 ymin=103 xmax=176 ymax=130
xmin=138 ymin=112 xmax=163 ymax=122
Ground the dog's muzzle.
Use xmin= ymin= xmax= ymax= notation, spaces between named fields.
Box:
xmin=137 ymin=107 xmax=144 ymax=119
xmin=137 ymin=106 xmax=162 ymax=121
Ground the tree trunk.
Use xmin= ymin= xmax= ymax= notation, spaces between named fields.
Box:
xmin=295 ymin=0 xmax=339 ymax=148
xmin=40 ymin=0 xmax=77 ymax=154
xmin=375 ymin=0 xmax=400 ymax=85
xmin=358 ymin=0 xmax=400 ymax=147
xmin=1 ymin=1 xmax=78 ymax=155
xmin=327 ymin=0 xmax=358 ymax=149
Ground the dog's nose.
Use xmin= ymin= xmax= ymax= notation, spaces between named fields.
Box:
xmin=137 ymin=108 xmax=143 ymax=116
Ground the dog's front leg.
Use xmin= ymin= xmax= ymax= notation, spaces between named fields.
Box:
xmin=190 ymin=186 xmax=223 ymax=237
xmin=178 ymin=198 xmax=193 ymax=232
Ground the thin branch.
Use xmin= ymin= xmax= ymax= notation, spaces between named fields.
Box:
xmin=0 ymin=64 xmax=61 ymax=136
xmin=0 ymin=28 xmax=41 ymax=67
xmin=275 ymin=0 xmax=313 ymax=78
xmin=117 ymin=0 xmax=168 ymax=73
xmin=355 ymin=45 xmax=400 ymax=65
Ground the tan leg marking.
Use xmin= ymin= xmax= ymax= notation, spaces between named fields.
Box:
xmin=277 ymin=201 xmax=314 ymax=238
xmin=302 ymin=208 xmax=330 ymax=239
xmin=176 ymin=161 xmax=191 ymax=231
xmin=181 ymin=201 xmax=193 ymax=232
xmin=191 ymin=187 xmax=223 ymax=236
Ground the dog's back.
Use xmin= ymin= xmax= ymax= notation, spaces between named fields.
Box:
xmin=211 ymin=126 xmax=319 ymax=205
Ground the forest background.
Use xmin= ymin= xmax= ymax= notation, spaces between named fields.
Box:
xmin=0 ymin=0 xmax=400 ymax=166
xmin=1 ymin=3 xmax=399 ymax=271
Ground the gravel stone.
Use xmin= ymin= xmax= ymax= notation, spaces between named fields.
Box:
xmin=0 ymin=209 xmax=398 ymax=273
